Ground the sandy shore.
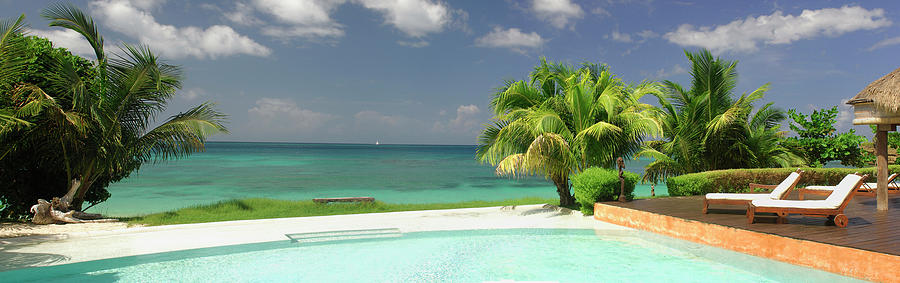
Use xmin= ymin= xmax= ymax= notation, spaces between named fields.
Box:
xmin=0 ymin=222 xmax=138 ymax=239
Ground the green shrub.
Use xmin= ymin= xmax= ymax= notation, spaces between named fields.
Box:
xmin=666 ymin=165 xmax=900 ymax=196
xmin=572 ymin=168 xmax=638 ymax=215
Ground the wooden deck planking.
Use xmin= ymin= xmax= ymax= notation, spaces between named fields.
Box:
xmin=602 ymin=192 xmax=900 ymax=256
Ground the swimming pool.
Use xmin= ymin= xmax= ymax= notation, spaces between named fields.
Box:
xmin=1 ymin=229 xmax=861 ymax=282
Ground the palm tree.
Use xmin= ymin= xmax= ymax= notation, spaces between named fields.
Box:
xmin=477 ymin=59 xmax=661 ymax=206
xmin=638 ymin=49 xmax=803 ymax=183
xmin=0 ymin=15 xmax=33 ymax=135
xmin=0 ymin=4 xmax=228 ymax=212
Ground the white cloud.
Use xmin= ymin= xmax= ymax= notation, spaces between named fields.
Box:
xmin=224 ymin=2 xmax=263 ymax=26
xmin=609 ymin=29 xmax=658 ymax=44
xmin=260 ymin=25 xmax=344 ymax=39
xmin=397 ymin=39 xmax=429 ymax=48
xmin=356 ymin=0 xmax=452 ymax=38
xmin=223 ymin=0 xmax=459 ymax=44
xmin=354 ymin=110 xmax=408 ymax=127
xmin=868 ymin=36 xmax=900 ymax=51
xmin=835 ymin=99 xmax=855 ymax=131
xmin=129 ymin=0 xmax=166 ymax=10
xmin=636 ymin=30 xmax=658 ymax=39
xmin=475 ymin=27 xmax=545 ymax=54
xmin=432 ymin=104 xmax=482 ymax=134
xmin=253 ymin=0 xmax=346 ymax=26
xmin=532 ymin=0 xmax=584 ymax=29
xmin=89 ymin=0 xmax=271 ymax=59
xmin=250 ymin=0 xmax=346 ymax=40
xmin=180 ymin=88 xmax=204 ymax=100
xmin=248 ymin=98 xmax=337 ymax=131
xmin=647 ymin=64 xmax=687 ymax=78
xmin=610 ymin=31 xmax=632 ymax=43
xmin=31 ymin=29 xmax=97 ymax=57
xmin=591 ymin=7 xmax=611 ymax=17
xmin=664 ymin=6 xmax=891 ymax=53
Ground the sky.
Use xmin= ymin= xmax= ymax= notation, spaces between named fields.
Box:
xmin=2 ymin=0 xmax=899 ymax=145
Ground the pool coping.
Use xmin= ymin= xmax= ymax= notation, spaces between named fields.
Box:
xmin=594 ymin=202 xmax=900 ymax=283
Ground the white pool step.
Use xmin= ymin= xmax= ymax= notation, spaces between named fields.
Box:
xmin=285 ymin=228 xmax=402 ymax=243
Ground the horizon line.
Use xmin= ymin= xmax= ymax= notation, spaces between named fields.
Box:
xmin=207 ymin=140 xmax=477 ymax=146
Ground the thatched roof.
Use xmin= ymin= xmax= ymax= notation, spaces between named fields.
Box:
xmin=847 ymin=67 xmax=900 ymax=112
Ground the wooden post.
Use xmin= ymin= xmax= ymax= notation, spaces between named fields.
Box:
xmin=617 ymin=157 xmax=626 ymax=202
xmin=875 ymin=124 xmax=890 ymax=211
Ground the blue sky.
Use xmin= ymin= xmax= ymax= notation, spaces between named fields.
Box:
xmin=3 ymin=0 xmax=899 ymax=144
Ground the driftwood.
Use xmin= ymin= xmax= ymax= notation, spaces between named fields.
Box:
xmin=313 ymin=197 xmax=375 ymax=204
xmin=29 ymin=199 xmax=116 ymax=224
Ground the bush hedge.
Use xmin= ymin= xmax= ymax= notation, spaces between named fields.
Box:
xmin=666 ymin=165 xmax=900 ymax=196
xmin=572 ymin=167 xmax=638 ymax=215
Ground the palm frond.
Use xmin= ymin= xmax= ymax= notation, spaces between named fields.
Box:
xmin=523 ymin=133 xmax=575 ymax=178
xmin=132 ymin=102 xmax=227 ymax=163
xmin=41 ymin=3 xmax=104 ymax=62
xmin=0 ymin=14 xmax=29 ymax=90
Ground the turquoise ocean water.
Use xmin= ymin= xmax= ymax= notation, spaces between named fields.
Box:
xmin=92 ymin=142 xmax=667 ymax=216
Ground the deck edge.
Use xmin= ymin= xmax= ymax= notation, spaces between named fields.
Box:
xmin=594 ymin=202 xmax=900 ymax=282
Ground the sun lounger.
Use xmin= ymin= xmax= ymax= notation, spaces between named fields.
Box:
xmin=798 ymin=173 xmax=898 ymax=199
xmin=702 ymin=169 xmax=803 ymax=214
xmin=747 ymin=174 xmax=867 ymax=228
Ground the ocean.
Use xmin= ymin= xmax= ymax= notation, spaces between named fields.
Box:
xmin=91 ymin=142 xmax=667 ymax=216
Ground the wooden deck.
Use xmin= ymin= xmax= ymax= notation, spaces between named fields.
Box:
xmin=602 ymin=192 xmax=900 ymax=256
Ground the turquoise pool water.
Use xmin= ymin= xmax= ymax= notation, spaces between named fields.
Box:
xmin=0 ymin=229 xmax=860 ymax=282
xmin=93 ymin=142 xmax=667 ymax=216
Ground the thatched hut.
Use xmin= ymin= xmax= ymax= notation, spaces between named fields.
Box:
xmin=847 ymin=67 xmax=900 ymax=211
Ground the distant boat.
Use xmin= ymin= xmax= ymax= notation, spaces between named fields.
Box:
xmin=375 ymin=141 xmax=380 ymax=145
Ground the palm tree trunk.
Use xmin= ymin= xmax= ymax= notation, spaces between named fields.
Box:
xmin=553 ymin=174 xmax=575 ymax=207
xmin=70 ymin=177 xmax=94 ymax=211
xmin=60 ymin=165 xmax=94 ymax=211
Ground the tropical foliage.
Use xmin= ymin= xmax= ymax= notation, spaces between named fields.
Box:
xmin=0 ymin=4 xmax=227 ymax=218
xmin=638 ymin=49 xmax=804 ymax=183
xmin=667 ymin=165 xmax=900 ymax=196
xmin=869 ymin=125 xmax=900 ymax=165
xmin=476 ymin=59 xmax=661 ymax=206
xmin=780 ymin=106 xmax=870 ymax=167
xmin=571 ymin=167 xmax=638 ymax=214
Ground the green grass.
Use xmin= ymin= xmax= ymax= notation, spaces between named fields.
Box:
xmin=126 ymin=197 xmax=558 ymax=226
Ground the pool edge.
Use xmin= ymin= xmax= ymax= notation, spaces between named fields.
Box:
xmin=593 ymin=202 xmax=900 ymax=283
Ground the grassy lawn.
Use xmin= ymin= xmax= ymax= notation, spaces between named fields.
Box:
xmin=126 ymin=197 xmax=558 ymax=226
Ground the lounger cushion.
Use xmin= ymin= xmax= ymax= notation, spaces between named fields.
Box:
xmin=705 ymin=171 xmax=801 ymax=200
xmin=751 ymin=174 xmax=863 ymax=210
xmin=823 ymin=174 xmax=864 ymax=208
xmin=752 ymin=199 xmax=837 ymax=209
xmin=802 ymin=185 xmax=836 ymax=191
xmin=769 ymin=171 xmax=802 ymax=199
xmin=704 ymin=193 xmax=771 ymax=201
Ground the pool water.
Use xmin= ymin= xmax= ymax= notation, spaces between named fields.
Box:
xmin=0 ymin=229 xmax=861 ymax=282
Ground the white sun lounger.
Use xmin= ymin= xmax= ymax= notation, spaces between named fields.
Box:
xmin=798 ymin=173 xmax=898 ymax=199
xmin=748 ymin=174 xmax=867 ymax=227
xmin=702 ymin=169 xmax=803 ymax=214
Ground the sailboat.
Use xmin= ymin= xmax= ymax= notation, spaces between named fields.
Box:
xmin=375 ymin=141 xmax=380 ymax=145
